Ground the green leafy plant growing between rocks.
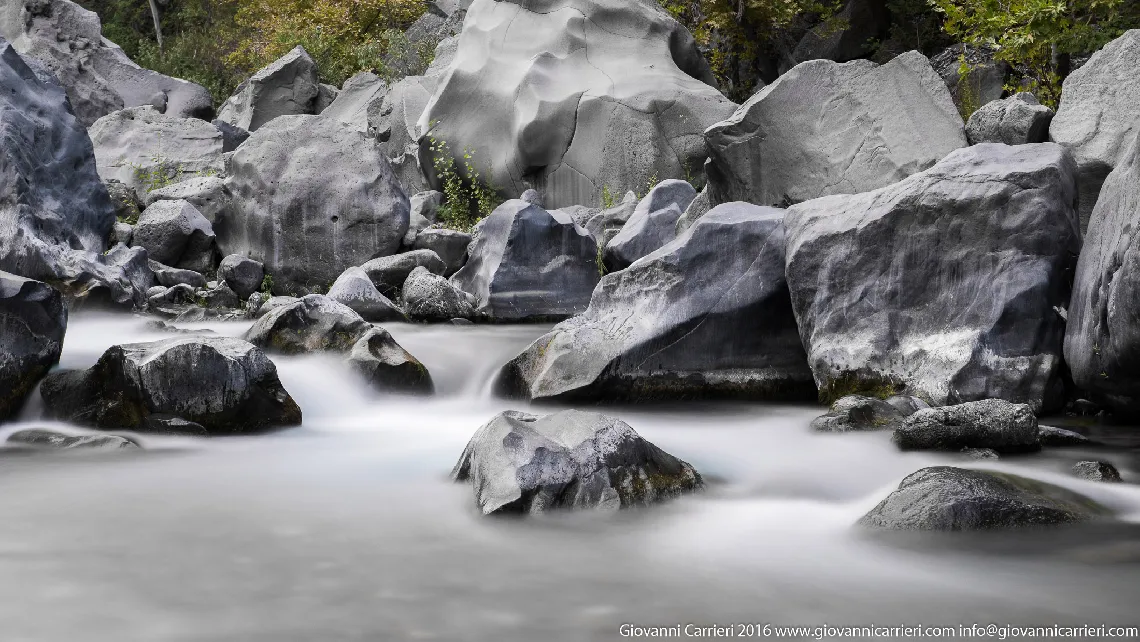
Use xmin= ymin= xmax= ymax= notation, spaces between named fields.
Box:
xmin=427 ymin=135 xmax=500 ymax=232
xmin=260 ymin=273 xmax=274 ymax=295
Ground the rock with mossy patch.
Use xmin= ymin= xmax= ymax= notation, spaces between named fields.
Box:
xmin=858 ymin=466 xmax=1110 ymax=530
xmin=893 ymin=399 xmax=1040 ymax=453
xmin=7 ymin=428 xmax=138 ymax=450
xmin=452 ymin=409 xmax=703 ymax=515
xmin=811 ymin=395 xmax=907 ymax=432
xmin=1072 ymin=461 xmax=1121 ymax=483
xmin=0 ymin=272 xmax=67 ymax=420
xmin=39 ymin=336 xmax=301 ymax=435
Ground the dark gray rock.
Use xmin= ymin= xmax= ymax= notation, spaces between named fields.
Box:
xmin=966 ymin=93 xmax=1053 ymax=145
xmin=885 ymin=395 xmax=931 ymax=416
xmin=787 ymin=0 xmax=889 ymax=68
xmin=327 ymin=267 xmax=406 ymax=322
xmin=0 ymin=272 xmax=66 ymax=420
xmin=199 ymin=282 xmax=240 ymax=310
xmin=146 ymin=283 xmax=197 ymax=313
xmin=930 ymin=44 xmax=1009 ymax=115
xmin=346 ymin=327 xmax=433 ymax=394
xmin=1039 ymin=425 xmax=1092 ymax=447
xmin=1050 ymin=30 xmax=1140 ymax=232
xmin=784 ymin=144 xmax=1079 ymax=411
xmin=216 ymin=46 xmax=320 ymax=132
xmin=413 ymin=228 xmax=471 ymax=276
xmin=893 ymin=399 xmax=1040 ymax=453
xmin=218 ymin=254 xmax=264 ymax=300
xmin=705 ymin=51 xmax=965 ymax=207
xmin=220 ymin=114 xmax=409 ymax=294
xmin=40 ymin=336 xmax=301 ymax=434
xmin=148 ymin=261 xmax=206 ymax=289
xmin=497 ymin=203 xmax=814 ymax=402
xmin=450 ymin=200 xmax=598 ymax=321
xmin=811 ymin=395 xmax=905 ymax=433
xmin=361 ymin=250 xmax=446 ymax=298
xmin=1064 ymin=131 xmax=1140 ymax=414
xmin=859 ymin=466 xmax=1108 ymax=530
xmin=403 ymin=266 xmax=476 ymax=322
xmin=145 ymin=176 xmax=232 ymax=225
xmin=451 ymin=410 xmax=703 ymax=515
xmin=212 ymin=119 xmax=250 ymax=153
xmin=603 ymin=180 xmax=696 ymax=272
xmin=106 ymin=180 xmax=142 ymax=223
xmin=130 ymin=199 xmax=216 ymax=273
xmin=7 ymin=428 xmax=137 ymax=450
xmin=1072 ymin=461 xmax=1121 ymax=483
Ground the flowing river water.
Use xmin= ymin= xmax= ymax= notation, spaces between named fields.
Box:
xmin=1 ymin=313 xmax=1139 ymax=641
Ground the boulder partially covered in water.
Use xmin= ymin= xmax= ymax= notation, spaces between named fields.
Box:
xmin=7 ymin=428 xmax=138 ymax=450
xmin=39 ymin=336 xmax=301 ymax=434
xmin=452 ymin=410 xmax=702 ymax=515
xmin=811 ymin=395 xmax=909 ymax=433
xmin=0 ymin=272 xmax=67 ymax=420
xmin=893 ymin=399 xmax=1040 ymax=453
xmin=858 ymin=467 xmax=1108 ymax=530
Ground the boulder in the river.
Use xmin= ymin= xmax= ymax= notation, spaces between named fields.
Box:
xmin=402 ymin=266 xmax=476 ymax=322
xmin=0 ymin=272 xmax=67 ymax=420
xmin=327 ymin=267 xmax=406 ymax=322
xmin=216 ymin=46 xmax=320 ymax=133
xmin=451 ymin=409 xmax=703 ymax=515
xmin=1038 ymin=425 xmax=1092 ymax=447
xmin=1049 ymin=29 xmax=1140 ymax=231
xmin=220 ymin=114 xmax=409 ymax=294
xmin=811 ymin=395 xmax=907 ymax=433
xmin=1072 ymin=461 xmax=1121 ymax=483
xmin=130 ymin=199 xmax=216 ymax=273
xmin=497 ymin=203 xmax=815 ymax=402
xmin=450 ymin=200 xmax=599 ymax=321
xmin=418 ymin=0 xmax=737 ymax=208
xmin=7 ymin=428 xmax=138 ymax=450
xmin=361 ymin=250 xmax=446 ymax=298
xmin=965 ymin=93 xmax=1053 ymax=145
xmin=784 ymin=143 xmax=1079 ymax=412
xmin=218 ymin=254 xmax=264 ymax=300
xmin=893 ymin=399 xmax=1040 ymax=453
xmin=858 ymin=466 xmax=1108 ymax=530
xmin=603 ymin=180 xmax=696 ymax=273
xmin=39 ymin=336 xmax=301 ymax=434
xmin=705 ymin=51 xmax=965 ymax=207
xmin=413 ymin=228 xmax=470 ymax=276
xmin=346 ymin=327 xmax=433 ymax=394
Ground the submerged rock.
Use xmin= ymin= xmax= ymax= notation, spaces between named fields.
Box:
xmin=452 ymin=410 xmax=703 ymax=515
xmin=0 ymin=273 xmax=67 ymax=420
xmin=1038 ymin=425 xmax=1092 ymax=447
xmin=811 ymin=396 xmax=906 ymax=433
xmin=858 ymin=466 xmax=1108 ymax=530
xmin=893 ymin=399 xmax=1039 ymax=453
xmin=7 ymin=429 xmax=138 ymax=450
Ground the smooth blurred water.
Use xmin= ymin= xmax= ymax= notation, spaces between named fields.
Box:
xmin=1 ymin=313 xmax=1138 ymax=641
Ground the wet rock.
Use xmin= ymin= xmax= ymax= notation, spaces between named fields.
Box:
xmin=0 ymin=273 xmax=67 ymax=420
xmin=148 ymin=261 xmax=206 ymax=289
xmin=450 ymin=200 xmax=598 ymax=321
xmin=130 ymin=199 xmax=216 ymax=273
xmin=413 ymin=228 xmax=470 ymax=276
xmin=859 ymin=466 xmax=1108 ymax=530
xmin=361 ymin=250 xmax=446 ymax=298
xmin=145 ymin=176 xmax=232 ymax=225
xmin=7 ymin=429 xmax=137 ymax=450
xmin=451 ymin=410 xmax=703 ymax=515
xmin=216 ymin=46 xmax=320 ymax=132
xmin=1038 ymin=425 xmax=1092 ymax=447
xmin=217 ymin=254 xmax=264 ymax=300
xmin=603 ymin=180 xmax=696 ymax=272
xmin=498 ymin=203 xmax=814 ymax=402
xmin=1072 ymin=461 xmax=1122 ymax=483
xmin=705 ymin=51 xmax=965 ymax=207
xmin=40 ymin=336 xmax=301 ymax=434
xmin=893 ymin=399 xmax=1040 ymax=453
xmin=784 ymin=144 xmax=1079 ymax=411
xmin=327 ymin=267 xmax=406 ymax=322
xmin=402 ymin=267 xmax=476 ymax=322
xmin=965 ymin=93 xmax=1053 ymax=145
xmin=811 ymin=396 xmax=905 ymax=433
xmin=961 ymin=447 xmax=999 ymax=460
xmin=346 ymin=327 xmax=433 ymax=394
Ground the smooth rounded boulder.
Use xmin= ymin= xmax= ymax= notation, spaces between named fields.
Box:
xmin=220 ymin=115 xmax=410 ymax=294
xmin=451 ymin=410 xmax=703 ymax=515
xmin=784 ymin=143 xmax=1079 ymax=412
xmin=39 ymin=336 xmax=301 ymax=434
xmin=497 ymin=203 xmax=815 ymax=402
xmin=893 ymin=399 xmax=1040 ymax=453
xmin=218 ymin=254 xmax=265 ymax=300
xmin=327 ymin=267 xmax=406 ymax=322
xmin=131 ymin=200 xmax=216 ymax=273
xmin=0 ymin=273 xmax=67 ymax=420
xmin=602 ymin=180 xmax=696 ymax=273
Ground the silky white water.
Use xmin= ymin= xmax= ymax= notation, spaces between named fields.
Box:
xmin=1 ymin=313 xmax=1138 ymax=641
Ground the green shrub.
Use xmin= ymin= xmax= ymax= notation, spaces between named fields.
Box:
xmin=427 ymin=136 xmax=500 ymax=232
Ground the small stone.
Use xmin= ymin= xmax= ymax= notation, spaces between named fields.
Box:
xmin=1072 ymin=461 xmax=1122 ymax=483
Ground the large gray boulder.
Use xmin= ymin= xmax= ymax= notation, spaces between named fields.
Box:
xmin=130 ymin=200 xmax=215 ymax=273
xmin=1065 ymin=131 xmax=1140 ymax=414
xmin=145 ymin=176 xmax=232 ymax=225
xmin=361 ymin=250 xmax=446 ymax=297
xmin=0 ymin=0 xmax=213 ymax=127
xmin=497 ymin=203 xmax=815 ymax=402
xmin=705 ymin=51 xmax=966 ymax=207
xmin=219 ymin=115 xmax=410 ymax=294
xmin=39 ymin=336 xmax=301 ymax=434
xmin=784 ymin=144 xmax=1079 ymax=412
xmin=217 ymin=254 xmax=264 ymax=300
xmin=327 ymin=266 xmax=406 ymax=322
xmin=0 ymin=42 xmax=145 ymax=307
xmin=965 ymin=93 xmax=1053 ymax=145
xmin=450 ymin=200 xmax=599 ymax=321
xmin=1049 ymin=30 xmax=1140 ymax=231
xmin=603 ymin=180 xmax=696 ymax=272
xmin=858 ymin=467 xmax=1108 ymax=530
xmin=451 ymin=410 xmax=703 ymax=515
xmin=418 ymin=0 xmax=737 ymax=208
xmin=321 ymin=71 xmax=389 ymax=135
xmin=893 ymin=399 xmax=1040 ymax=452
xmin=402 ymin=266 xmax=476 ymax=322
xmin=216 ymin=46 xmax=320 ymax=133
xmin=0 ymin=272 xmax=66 ymax=420
xmin=89 ymin=106 xmax=225 ymax=199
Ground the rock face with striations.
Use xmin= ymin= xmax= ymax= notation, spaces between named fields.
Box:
xmin=40 ymin=336 xmax=301 ymax=434
xmin=603 ymin=180 xmax=696 ymax=273
xmin=0 ymin=0 xmax=213 ymax=126
xmin=1049 ymin=30 xmax=1140 ymax=231
xmin=452 ymin=410 xmax=703 ymax=515
xmin=498 ymin=203 xmax=815 ymax=402
xmin=784 ymin=143 xmax=1079 ymax=412
xmin=1065 ymin=132 xmax=1140 ymax=415
xmin=0 ymin=42 xmax=146 ymax=307
xmin=216 ymin=46 xmax=320 ymax=133
xmin=220 ymin=115 xmax=409 ymax=294
xmin=418 ymin=0 xmax=737 ymax=208
xmin=0 ymin=272 xmax=67 ymax=420
xmin=451 ymin=200 xmax=599 ymax=321
xmin=705 ymin=51 xmax=966 ymax=207
xmin=859 ymin=467 xmax=1108 ymax=530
